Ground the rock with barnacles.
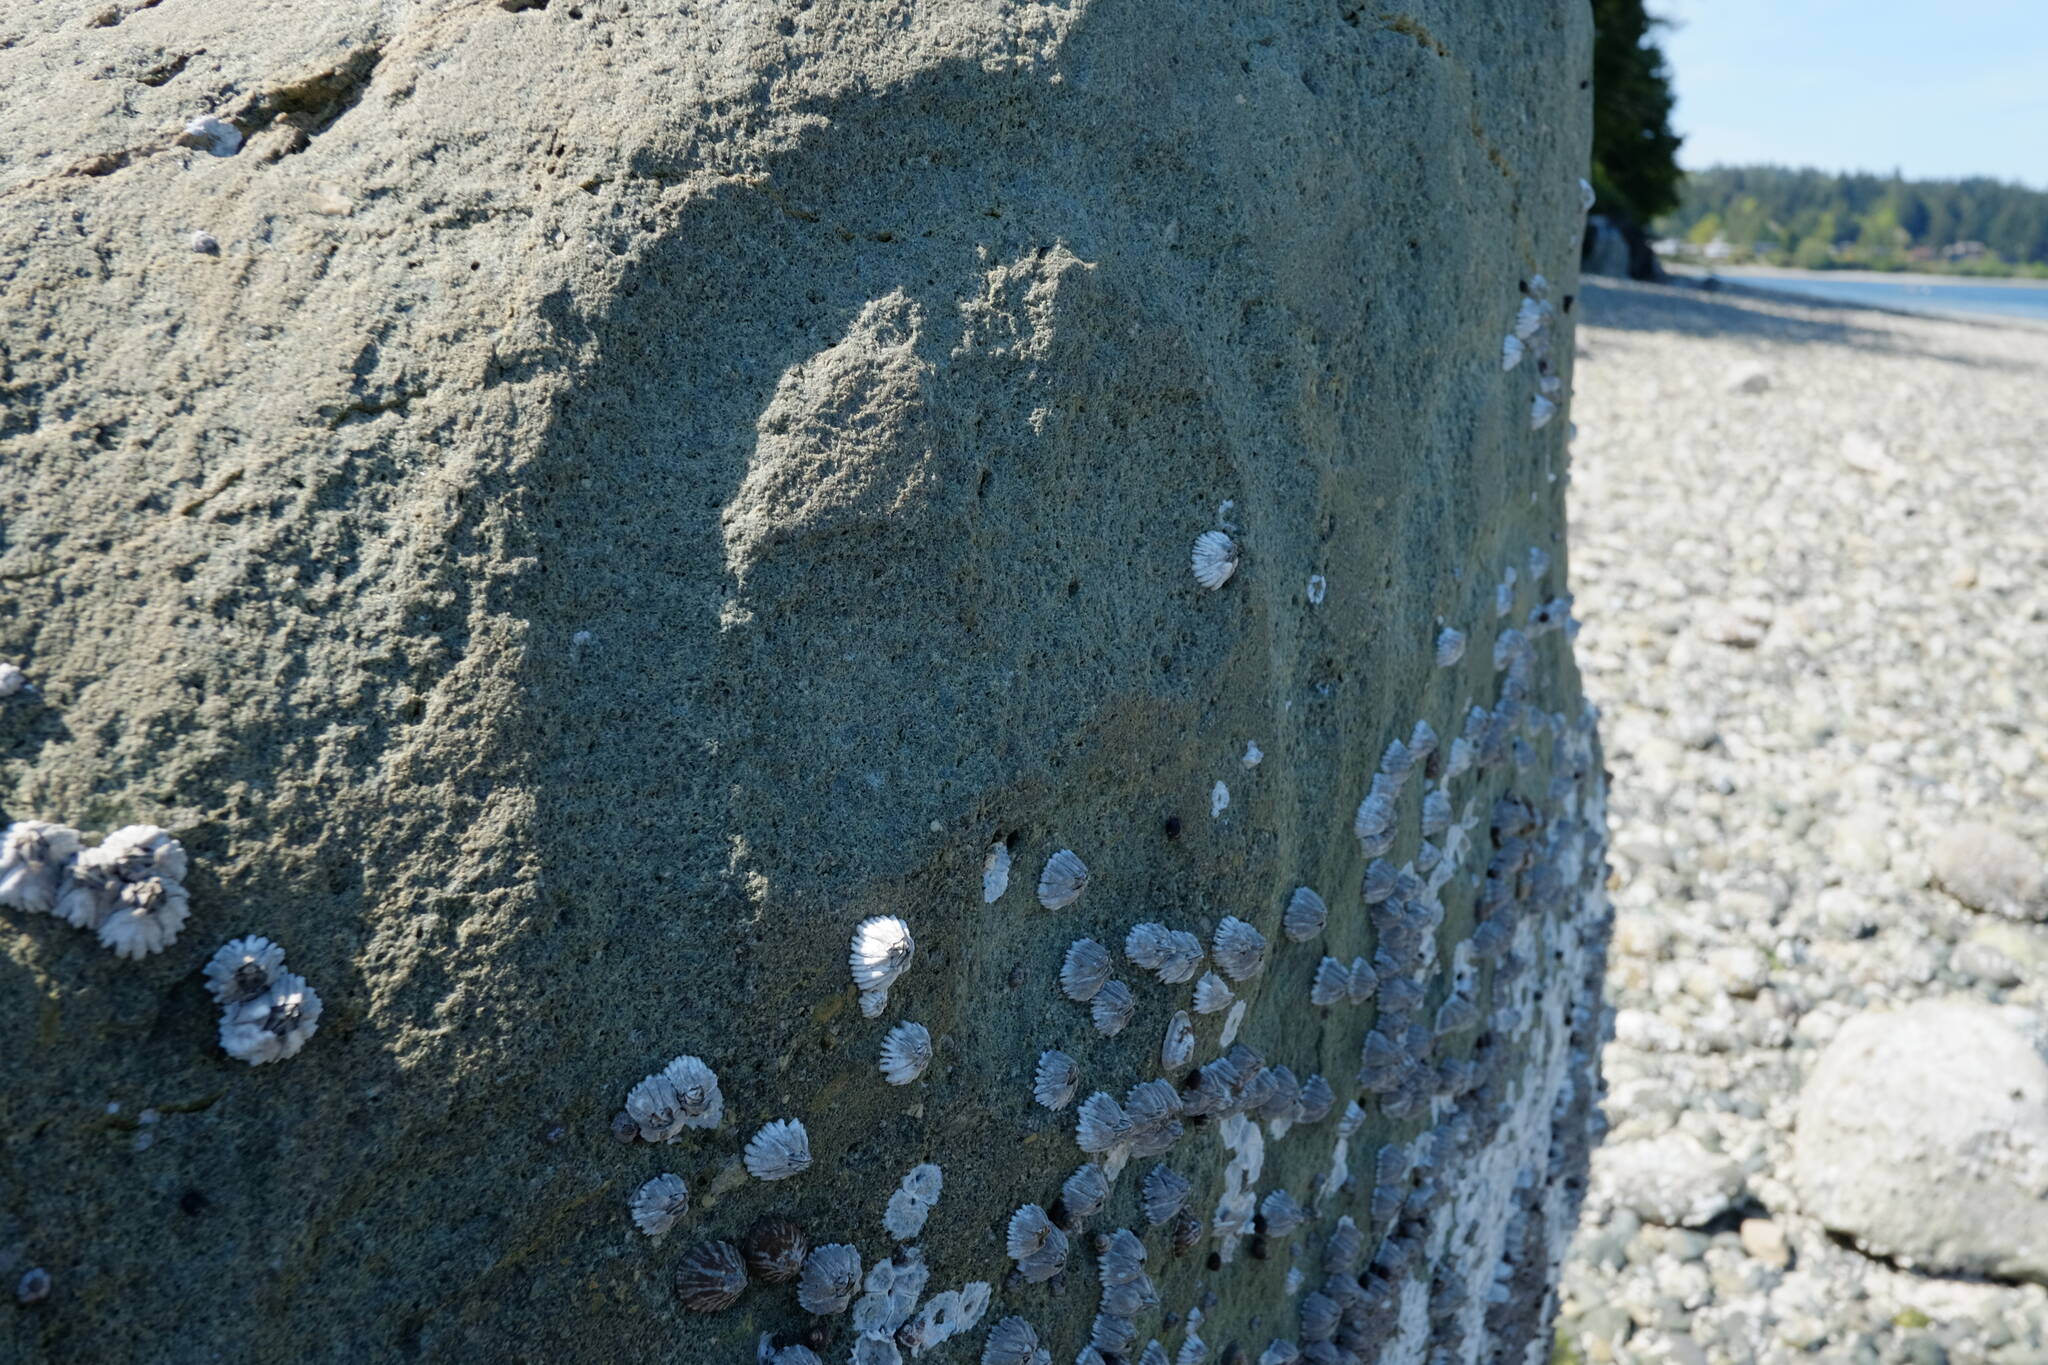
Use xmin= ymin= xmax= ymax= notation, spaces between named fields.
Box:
xmin=0 ymin=3 xmax=1606 ymax=1356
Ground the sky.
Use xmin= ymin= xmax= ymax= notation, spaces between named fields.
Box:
xmin=1653 ymin=1 xmax=2048 ymax=187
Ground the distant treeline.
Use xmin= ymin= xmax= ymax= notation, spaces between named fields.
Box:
xmin=1656 ymin=166 xmax=2048 ymax=277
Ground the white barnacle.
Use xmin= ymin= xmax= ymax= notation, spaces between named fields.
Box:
xmin=0 ymin=661 xmax=27 ymax=698
xmin=1528 ymin=545 xmax=1552 ymax=578
xmin=1444 ymin=736 xmax=1475 ymax=779
xmin=1190 ymin=530 xmax=1240 ymax=590
xmin=1296 ymin=1074 xmax=1335 ymax=1124
xmin=1124 ymin=921 xmax=1171 ymax=970
xmin=1137 ymin=1344 xmax=1170 ymax=1365
xmin=1241 ymin=740 xmax=1264 ymax=768
xmin=1344 ymin=956 xmax=1375 ymax=1006
xmin=1407 ymin=719 xmax=1438 ymax=759
xmin=1420 ymin=789 xmax=1452 ymax=838
xmin=1092 ymin=1313 xmax=1140 ymax=1355
xmin=1259 ymin=1189 xmax=1307 ymax=1236
xmin=884 ymin=1163 xmax=944 ymax=1240
xmin=798 ymin=1242 xmax=862 ymax=1315
xmin=627 ymin=1055 xmax=723 ymax=1140
xmin=98 ymin=875 xmax=191 ymax=958
xmin=1141 ymin=1164 xmax=1191 ymax=1225
xmin=1337 ymin=1101 xmax=1367 ymax=1138
xmin=1211 ymin=917 xmax=1266 ymax=982
xmin=1310 ymin=957 xmax=1350 ymax=1008
xmin=1434 ymin=627 xmax=1466 ymax=667
xmin=1501 ymin=333 xmax=1525 ymax=371
xmin=203 ymin=936 xmax=286 ymax=1006
xmin=1178 ymin=1333 xmax=1210 ymax=1365
xmin=1098 ymin=1227 xmax=1148 ymax=1284
xmin=879 ymin=1021 xmax=934 ymax=1085
xmin=1219 ymin=998 xmax=1248 ymax=1048
xmin=1192 ymin=971 xmax=1234 ymax=1015
xmin=1434 ymin=994 xmax=1479 ymax=1036
xmin=0 ymin=820 xmax=81 ymax=915
xmin=1305 ymin=574 xmax=1326 ymax=606
xmin=743 ymin=1118 xmax=812 ymax=1181
xmin=1529 ymin=394 xmax=1557 ymax=430
xmin=1036 ymin=850 xmax=1089 ymax=910
xmin=1257 ymin=1341 xmax=1301 ymax=1365
xmin=767 ymin=1346 xmax=823 ymax=1365
xmin=1283 ymin=886 xmax=1327 ymax=943
xmin=1352 ymin=792 xmax=1396 ymax=850
xmin=851 ymin=1340 xmax=903 ymax=1365
xmin=910 ymin=1282 xmax=990 ymax=1353
xmin=1006 ymin=1205 xmax=1068 ymax=1282
xmin=1579 ymin=176 xmax=1598 ymax=212
xmin=217 ymin=971 xmax=322 ymax=1066
xmin=983 ymin=842 xmax=1012 ymax=903
xmin=1090 ymin=980 xmax=1136 ymax=1037
xmin=176 ymin=114 xmax=242 ymax=156
xmin=1210 ymin=781 xmax=1230 ymax=818
xmin=1075 ymin=1092 xmax=1131 ymax=1154
xmin=849 ymin=915 xmax=915 ymax=1019
xmin=630 ymin=1173 xmax=690 ymax=1236
xmin=1513 ymin=297 xmax=1547 ymax=340
xmin=1361 ymin=859 xmax=1397 ymax=905
xmin=982 ymin=1315 xmax=1051 ymax=1365
xmin=1060 ymin=938 xmax=1114 ymax=1002
xmin=1061 ymin=1162 xmax=1111 ymax=1220
xmin=1033 ymin=1049 xmax=1079 ymax=1111
xmin=1154 ymin=929 xmax=1204 ymax=984
xmin=1160 ymin=1009 xmax=1195 ymax=1069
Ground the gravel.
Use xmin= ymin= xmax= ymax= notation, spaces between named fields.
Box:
xmin=1553 ymin=278 xmax=2048 ymax=1365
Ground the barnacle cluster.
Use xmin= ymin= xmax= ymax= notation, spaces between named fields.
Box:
xmin=2 ymin=820 xmax=193 ymax=959
xmin=623 ymin=1055 xmax=724 ymax=1141
xmin=207 ymin=936 xmax=323 ymax=1065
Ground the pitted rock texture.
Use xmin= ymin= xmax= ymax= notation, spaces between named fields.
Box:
xmin=0 ymin=3 xmax=1600 ymax=1361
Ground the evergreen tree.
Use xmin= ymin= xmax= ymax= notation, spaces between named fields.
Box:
xmin=1588 ymin=0 xmax=1684 ymax=226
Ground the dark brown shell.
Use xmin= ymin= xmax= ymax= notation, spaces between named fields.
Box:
xmin=1170 ymin=1209 xmax=1202 ymax=1256
xmin=674 ymin=1240 xmax=747 ymax=1312
xmin=741 ymin=1216 xmax=808 ymax=1284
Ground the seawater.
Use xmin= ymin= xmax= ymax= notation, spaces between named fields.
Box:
xmin=1720 ymin=271 xmax=2048 ymax=324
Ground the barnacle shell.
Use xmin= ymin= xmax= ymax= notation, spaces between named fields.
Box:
xmin=97 ymin=876 xmax=191 ymax=959
xmin=626 ymin=1055 xmax=725 ymax=1141
xmin=1149 ymin=929 xmax=1205 ymax=984
xmin=1211 ymin=917 xmax=1266 ymax=982
xmin=1124 ymin=922 xmax=1172 ymax=969
xmin=1433 ymin=995 xmax=1479 ymax=1036
xmin=1190 ymin=530 xmax=1240 ymax=589
xmin=983 ymin=842 xmax=1012 ymax=903
xmin=630 ymin=1173 xmax=690 ymax=1236
xmin=1257 ymin=1341 xmax=1301 ymax=1365
xmin=1006 ymin=1205 xmax=1069 ymax=1282
xmin=1513 ymin=297 xmax=1546 ymax=340
xmin=1060 ymin=1162 xmax=1111 ymax=1221
xmin=0 ymin=821 xmax=80 ymax=914
xmin=1092 ymin=1312 xmax=1140 ymax=1355
xmin=1282 ymin=887 xmax=1327 ymax=943
xmin=1258 ymin=1189 xmax=1307 ymax=1236
xmin=1160 ymin=1009 xmax=1195 ymax=1069
xmin=1098 ymin=1227 xmax=1148 ymax=1284
xmin=203 ymin=936 xmax=286 ymax=1006
xmin=1420 ymin=789 xmax=1452 ymax=838
xmin=885 ymin=1162 xmax=944 ymax=1239
xmin=98 ymin=824 xmax=189 ymax=884
xmin=1361 ymin=858 xmax=1398 ymax=904
xmin=1170 ymin=1208 xmax=1203 ymax=1256
xmin=1075 ymin=1092 xmax=1131 ymax=1153
xmin=741 ymin=1216 xmax=808 ymax=1283
xmin=217 ymin=971 xmax=322 ymax=1066
xmin=1036 ymin=850 xmax=1089 ymax=910
xmin=1502 ymin=333 xmax=1525 ymax=370
xmin=743 ymin=1119 xmax=812 ymax=1181
xmin=1296 ymin=1073 xmax=1336 ymax=1124
xmin=879 ymin=1021 xmax=934 ymax=1086
xmin=1325 ymin=1215 xmax=1364 ymax=1272
xmin=1138 ymin=1344 xmax=1170 ymax=1365
xmin=982 ymin=1315 xmax=1052 ymax=1365
xmin=850 ymin=915 xmax=915 ymax=1016
xmin=1435 ymin=627 xmax=1467 ymax=667
xmin=910 ymin=1282 xmax=991 ymax=1352
xmin=1209 ymin=781 xmax=1230 ymax=818
xmin=0 ymin=662 xmax=25 ymax=697
xmin=1529 ymin=394 xmax=1557 ymax=429
xmin=766 ymin=1346 xmax=823 ymax=1365
xmin=852 ymin=1340 xmax=903 ymax=1365
xmin=1352 ymin=792 xmax=1396 ymax=851
xmin=1178 ymin=1332 xmax=1209 ymax=1364
xmin=1124 ymin=1078 xmax=1185 ymax=1156
xmin=1090 ymin=979 xmax=1136 ymax=1037
xmin=1191 ymin=971 xmax=1234 ymax=1014
xmin=1060 ymin=939 xmax=1114 ymax=1002
xmin=1141 ymin=1164 xmax=1191 ymax=1225
xmin=1310 ymin=957 xmax=1350 ymax=1008
xmin=1408 ymin=719 xmax=1438 ymax=759
xmin=1298 ymin=1291 xmax=1339 ymax=1341
xmin=797 ymin=1242 xmax=861 ymax=1314
xmin=674 ymin=1239 xmax=748 ymax=1312
xmin=1033 ymin=1049 xmax=1079 ymax=1111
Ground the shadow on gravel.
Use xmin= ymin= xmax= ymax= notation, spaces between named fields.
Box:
xmin=1576 ymin=278 xmax=2041 ymax=374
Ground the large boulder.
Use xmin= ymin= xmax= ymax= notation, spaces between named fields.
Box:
xmin=0 ymin=2 xmax=1603 ymax=1360
xmin=1794 ymin=1000 xmax=2048 ymax=1284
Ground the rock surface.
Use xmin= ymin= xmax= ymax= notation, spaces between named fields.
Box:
xmin=0 ymin=3 xmax=1603 ymax=1362
xmin=1591 ymin=1135 xmax=1746 ymax=1229
xmin=1794 ymin=1000 xmax=2048 ymax=1285
xmin=1931 ymin=823 xmax=2048 ymax=923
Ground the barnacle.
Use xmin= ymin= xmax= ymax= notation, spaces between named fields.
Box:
xmin=1090 ymin=979 xmax=1136 ymax=1037
xmin=797 ymin=1242 xmax=861 ymax=1314
xmin=1256 ymin=1067 xmax=1301 ymax=1124
xmin=1209 ymin=780 xmax=1230 ymax=819
xmin=1298 ymin=1291 xmax=1340 ymax=1341
xmin=1258 ymin=1339 xmax=1302 ymax=1365
xmin=850 ymin=915 xmax=915 ymax=1017
xmin=1060 ymin=939 xmax=1114 ymax=1002
xmin=1190 ymin=531 xmax=1240 ymax=589
xmin=1513 ymin=297 xmax=1546 ymax=340
xmin=1306 ymin=574 xmax=1327 ymax=605
xmin=630 ymin=1173 xmax=690 ymax=1236
xmin=743 ymin=1119 xmax=812 ymax=1181
xmin=910 ymin=1282 xmax=991 ymax=1352
xmin=1097 ymin=1227 xmax=1148 ymax=1284
xmin=674 ymin=1240 xmax=748 ymax=1312
xmin=1211 ymin=917 xmax=1266 ymax=982
xmin=1092 ymin=1313 xmax=1140 ymax=1355
xmin=1191 ymin=971 xmax=1234 ymax=1014
xmin=1282 ymin=887 xmax=1327 ymax=943
xmin=1357 ymin=1030 xmax=1404 ymax=1092
xmin=1150 ymin=929 xmax=1205 ymax=984
xmin=982 ymin=1315 xmax=1052 ymax=1365
xmin=853 ymin=1252 xmax=929 ymax=1333
xmin=765 ymin=1346 xmax=823 ymax=1365
xmin=1309 ymin=958 xmax=1349 ymax=1008
xmin=203 ymin=936 xmax=286 ymax=1006
xmin=983 ymin=842 xmax=1012 ymax=903
xmin=177 ymin=114 xmax=242 ymax=156
xmin=1060 ymin=1162 xmax=1110 ymax=1221
xmin=1258 ymin=1189 xmax=1306 ymax=1236
xmin=1006 ymin=1205 xmax=1068 ymax=1282
xmin=880 ymin=1021 xmax=934 ymax=1085
xmin=851 ymin=1340 xmax=902 ymax=1365
xmin=1420 ymin=789 xmax=1452 ymax=838
xmin=741 ymin=1216 xmax=808 ymax=1283
xmin=1434 ymin=994 xmax=1479 ymax=1036
xmin=1296 ymin=1073 xmax=1335 ymax=1124
xmin=1325 ymin=1216 xmax=1364 ymax=1272
xmin=0 ymin=821 xmax=81 ymax=914
xmin=1141 ymin=1164 xmax=1191 ymax=1225
xmin=884 ymin=1186 xmax=933 ymax=1241
xmin=1435 ymin=627 xmax=1467 ymax=667
xmin=1242 ymin=740 xmax=1264 ymax=768
xmin=1377 ymin=971 xmax=1424 ymax=1017
xmin=1351 ymin=792 xmax=1396 ymax=854
xmin=1138 ymin=1344 xmax=1171 ymax=1365
xmin=1502 ymin=334 xmax=1525 ymax=370
xmin=98 ymin=876 xmax=191 ymax=959
xmin=1160 ymin=1009 xmax=1195 ymax=1069
xmin=1037 ymin=850 xmax=1089 ymax=910
xmin=217 ymin=971 xmax=322 ymax=1066
xmin=1033 ymin=1049 xmax=1079 ymax=1111
xmin=1124 ymin=1078 xmax=1185 ymax=1156
xmin=1361 ymin=859 xmax=1398 ymax=905
xmin=1170 ymin=1208 xmax=1203 ymax=1256
xmin=626 ymin=1055 xmax=725 ymax=1141
xmin=1177 ymin=1331 xmax=1209 ymax=1364
xmin=1529 ymin=394 xmax=1557 ymax=429
xmin=1075 ymin=1092 xmax=1132 ymax=1153
xmin=1337 ymin=1100 xmax=1367 ymax=1137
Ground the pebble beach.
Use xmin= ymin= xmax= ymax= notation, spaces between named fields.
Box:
xmin=1555 ymin=279 xmax=2048 ymax=1365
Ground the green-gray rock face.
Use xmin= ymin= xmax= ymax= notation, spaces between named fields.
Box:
xmin=0 ymin=2 xmax=1606 ymax=1360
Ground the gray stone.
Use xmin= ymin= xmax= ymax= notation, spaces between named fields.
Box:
xmin=1591 ymin=1134 xmax=1747 ymax=1228
xmin=1931 ymin=824 xmax=2048 ymax=922
xmin=1794 ymin=1000 xmax=2048 ymax=1284
xmin=0 ymin=2 xmax=1603 ymax=1361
